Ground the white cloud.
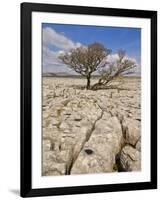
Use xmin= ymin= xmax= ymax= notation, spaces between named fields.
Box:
xmin=43 ymin=27 xmax=79 ymax=50
xmin=106 ymin=54 xmax=137 ymax=64
xmin=43 ymin=46 xmax=59 ymax=65
xmin=42 ymin=27 xmax=85 ymax=73
xmin=43 ymin=46 xmax=65 ymax=72
xmin=99 ymin=54 xmax=140 ymax=76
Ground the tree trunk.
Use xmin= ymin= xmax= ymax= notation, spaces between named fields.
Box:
xmin=86 ymin=74 xmax=91 ymax=89
xmin=91 ymin=77 xmax=114 ymax=90
xmin=91 ymin=82 xmax=103 ymax=90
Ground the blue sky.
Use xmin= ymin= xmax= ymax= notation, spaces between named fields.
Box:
xmin=42 ymin=23 xmax=141 ymax=74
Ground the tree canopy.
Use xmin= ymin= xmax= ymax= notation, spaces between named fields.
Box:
xmin=59 ymin=42 xmax=111 ymax=89
xmin=59 ymin=44 xmax=138 ymax=90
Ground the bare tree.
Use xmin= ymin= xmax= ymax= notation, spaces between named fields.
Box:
xmin=59 ymin=43 xmax=111 ymax=89
xmin=92 ymin=49 xmax=138 ymax=90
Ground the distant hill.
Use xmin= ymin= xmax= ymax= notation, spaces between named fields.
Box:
xmin=43 ymin=72 xmax=81 ymax=77
xmin=43 ymin=72 xmax=140 ymax=78
xmin=43 ymin=72 xmax=101 ymax=78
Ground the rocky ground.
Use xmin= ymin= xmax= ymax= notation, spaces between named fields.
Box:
xmin=42 ymin=77 xmax=141 ymax=176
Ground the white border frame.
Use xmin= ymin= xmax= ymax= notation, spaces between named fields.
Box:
xmin=32 ymin=12 xmax=151 ymax=189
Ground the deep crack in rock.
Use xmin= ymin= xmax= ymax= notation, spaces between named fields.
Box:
xmin=67 ymin=105 xmax=103 ymax=174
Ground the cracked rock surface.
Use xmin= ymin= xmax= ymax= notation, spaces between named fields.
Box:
xmin=42 ymin=77 xmax=141 ymax=175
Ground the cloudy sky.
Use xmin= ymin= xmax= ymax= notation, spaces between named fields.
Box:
xmin=42 ymin=23 xmax=141 ymax=75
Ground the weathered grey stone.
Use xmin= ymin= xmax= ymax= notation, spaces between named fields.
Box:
xmin=42 ymin=151 xmax=67 ymax=176
xmin=59 ymin=122 xmax=70 ymax=130
xmin=43 ymin=139 xmax=52 ymax=151
xmin=122 ymin=118 xmax=141 ymax=146
xmin=51 ymin=118 xmax=60 ymax=126
xmin=73 ymin=114 xmax=82 ymax=121
xmin=135 ymin=139 xmax=141 ymax=151
xmin=71 ymin=116 xmax=123 ymax=174
xmin=119 ymin=145 xmax=141 ymax=171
